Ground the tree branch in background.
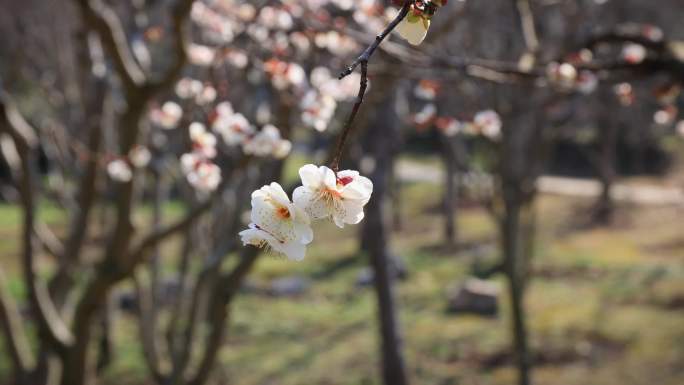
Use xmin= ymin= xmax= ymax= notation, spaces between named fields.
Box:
xmin=71 ymin=0 xmax=147 ymax=94
xmin=147 ymin=0 xmax=197 ymax=93
xmin=0 ymin=94 xmax=74 ymax=355
xmin=512 ymin=0 xmax=540 ymax=70
xmin=187 ymin=248 xmax=261 ymax=385
xmin=133 ymin=272 xmax=166 ymax=383
xmin=0 ymin=268 xmax=34 ymax=378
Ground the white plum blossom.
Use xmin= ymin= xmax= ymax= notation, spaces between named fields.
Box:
xmin=473 ymin=110 xmax=502 ymax=139
xmin=196 ymin=85 xmax=217 ymax=105
xmin=107 ymin=159 xmax=133 ymax=182
xmin=240 ymin=182 xmax=314 ymax=261
xmin=150 ymin=101 xmax=183 ymax=129
xmin=272 ymin=140 xmax=292 ymax=159
xmin=676 ymin=121 xmax=684 ymax=138
xmin=413 ymin=104 xmax=437 ymax=126
xmin=187 ymin=44 xmax=216 ymax=66
xmin=622 ymin=43 xmax=647 ymax=64
xmin=576 ymin=71 xmax=598 ymax=95
xmin=414 ymin=80 xmax=440 ymax=100
xmin=189 ymin=122 xmax=217 ymax=159
xmin=436 ymin=117 xmax=464 ymax=137
xmin=226 ymin=50 xmax=249 ymax=69
xmin=128 ymin=145 xmax=151 ymax=168
xmin=293 ymin=164 xmax=373 ymax=228
xmin=175 ymin=78 xmax=204 ymax=100
xmin=546 ymin=62 xmax=578 ymax=90
xmin=264 ymin=59 xmax=307 ymax=90
xmin=653 ymin=107 xmax=677 ymax=126
xmin=242 ymin=125 xmax=292 ymax=159
xmin=310 ymin=67 xmax=332 ymax=89
xmin=290 ymin=32 xmax=312 ymax=54
xmin=213 ymin=112 xmax=254 ymax=146
xmin=394 ymin=1 xmax=447 ymax=45
xmin=300 ymin=90 xmax=337 ymax=132
xmin=180 ymin=153 xmax=222 ymax=193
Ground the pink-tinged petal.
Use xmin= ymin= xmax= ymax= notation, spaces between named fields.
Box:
xmin=336 ymin=170 xmax=360 ymax=180
xmin=340 ymin=176 xmax=373 ymax=202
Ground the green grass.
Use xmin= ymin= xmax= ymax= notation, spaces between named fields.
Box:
xmin=2 ymin=171 xmax=684 ymax=385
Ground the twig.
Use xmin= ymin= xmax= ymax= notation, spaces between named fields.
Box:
xmin=330 ymin=1 xmax=412 ymax=172
xmin=338 ymin=2 xmax=411 ymax=80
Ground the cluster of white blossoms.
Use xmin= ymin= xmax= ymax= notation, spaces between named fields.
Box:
xmin=240 ymin=164 xmax=373 ymax=260
xmin=652 ymin=84 xmax=681 ymax=127
xmin=180 ymin=123 xmax=222 ymax=192
xmin=394 ymin=0 xmax=447 ymax=46
xmin=211 ymin=101 xmax=292 ymax=158
xmin=298 ymin=67 xmax=361 ymax=132
xmin=149 ymin=101 xmax=183 ymax=129
xmin=107 ymin=145 xmax=152 ymax=183
xmin=175 ymin=78 xmax=217 ymax=105
xmin=545 ymin=62 xmax=598 ymax=95
xmin=434 ymin=110 xmax=502 ymax=140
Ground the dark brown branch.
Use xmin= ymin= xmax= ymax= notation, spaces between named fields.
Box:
xmin=330 ymin=1 xmax=411 ymax=171
xmin=338 ymin=2 xmax=411 ymax=80
xmin=330 ymin=62 xmax=370 ymax=172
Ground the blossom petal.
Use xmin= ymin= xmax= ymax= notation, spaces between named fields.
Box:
xmin=299 ymin=164 xmax=323 ymax=188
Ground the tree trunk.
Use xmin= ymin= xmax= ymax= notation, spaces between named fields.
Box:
xmin=441 ymin=135 xmax=458 ymax=246
xmin=501 ymin=199 xmax=532 ymax=385
xmin=365 ymin=163 xmax=409 ymax=385
xmin=361 ymin=91 xmax=409 ymax=385
xmin=593 ymin=90 xmax=618 ymax=224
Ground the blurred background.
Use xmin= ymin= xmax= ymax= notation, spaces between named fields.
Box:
xmin=1 ymin=1 xmax=684 ymax=385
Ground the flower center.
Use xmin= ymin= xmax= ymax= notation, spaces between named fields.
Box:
xmin=337 ymin=176 xmax=353 ymax=186
xmin=276 ymin=206 xmax=291 ymax=219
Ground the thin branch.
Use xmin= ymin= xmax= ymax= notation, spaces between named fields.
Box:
xmin=126 ymin=199 xmax=213 ymax=270
xmin=338 ymin=2 xmax=411 ymax=80
xmin=330 ymin=1 xmax=411 ymax=171
xmin=330 ymin=62 xmax=370 ymax=172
